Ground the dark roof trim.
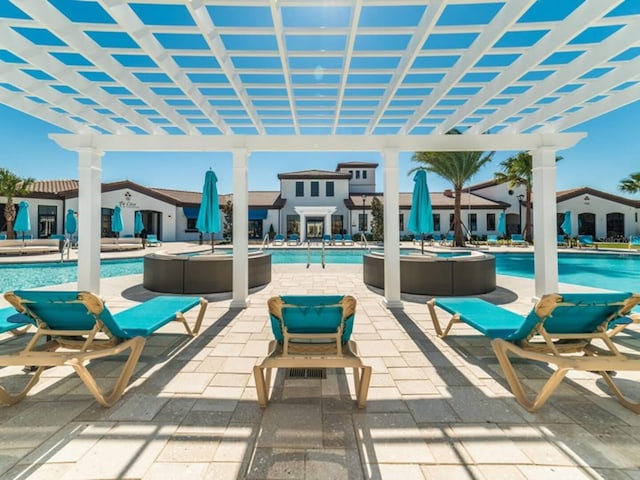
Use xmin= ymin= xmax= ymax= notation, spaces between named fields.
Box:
xmin=556 ymin=186 xmax=640 ymax=208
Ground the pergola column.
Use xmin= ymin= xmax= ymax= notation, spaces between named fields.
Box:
xmin=232 ymin=148 xmax=249 ymax=308
xmin=324 ymin=214 xmax=331 ymax=237
xmin=300 ymin=215 xmax=306 ymax=242
xmin=532 ymin=147 xmax=559 ymax=298
xmin=77 ymin=148 xmax=103 ymax=293
xmin=382 ymin=149 xmax=402 ymax=309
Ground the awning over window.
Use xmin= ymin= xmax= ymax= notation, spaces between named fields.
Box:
xmin=249 ymin=209 xmax=268 ymax=220
xmin=183 ymin=206 xmax=199 ymax=219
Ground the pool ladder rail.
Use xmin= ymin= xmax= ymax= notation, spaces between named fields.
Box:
xmin=260 ymin=233 xmax=270 ymax=250
xmin=306 ymin=240 xmax=326 ymax=269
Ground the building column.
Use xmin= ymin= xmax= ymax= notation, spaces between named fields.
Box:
xmin=232 ymin=149 xmax=249 ymax=308
xmin=382 ymin=149 xmax=402 ymax=309
xmin=324 ymin=214 xmax=331 ymax=237
xmin=77 ymin=148 xmax=103 ymax=293
xmin=532 ymin=147 xmax=559 ymax=298
xmin=299 ymin=214 xmax=306 ymax=242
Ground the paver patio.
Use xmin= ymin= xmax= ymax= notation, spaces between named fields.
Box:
xmin=1 ymin=262 xmax=639 ymax=479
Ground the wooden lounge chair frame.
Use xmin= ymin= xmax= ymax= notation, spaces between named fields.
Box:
xmin=254 ymin=295 xmax=371 ymax=408
xmin=428 ymin=293 xmax=640 ymax=412
xmin=0 ymin=291 xmax=208 ymax=407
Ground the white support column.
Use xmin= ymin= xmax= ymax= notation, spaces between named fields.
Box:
xmin=77 ymin=148 xmax=103 ymax=293
xmin=324 ymin=214 xmax=331 ymax=237
xmin=532 ymin=147 xmax=559 ymax=298
xmin=299 ymin=214 xmax=306 ymax=242
xmin=232 ymin=149 xmax=249 ymax=308
xmin=382 ymin=149 xmax=402 ymax=309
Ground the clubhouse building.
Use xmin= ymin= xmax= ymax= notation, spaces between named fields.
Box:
xmin=2 ymin=161 xmax=639 ymax=242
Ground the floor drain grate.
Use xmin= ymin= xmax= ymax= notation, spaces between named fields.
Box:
xmin=286 ymin=368 xmax=327 ymax=379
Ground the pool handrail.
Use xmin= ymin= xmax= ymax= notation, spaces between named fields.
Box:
xmin=260 ymin=233 xmax=270 ymax=250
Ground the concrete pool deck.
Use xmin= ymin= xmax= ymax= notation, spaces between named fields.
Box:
xmin=0 ymin=248 xmax=639 ymax=479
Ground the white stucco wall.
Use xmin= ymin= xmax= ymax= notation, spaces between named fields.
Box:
xmin=0 ymin=196 xmax=65 ymax=237
xmin=558 ymin=196 xmax=638 ymax=239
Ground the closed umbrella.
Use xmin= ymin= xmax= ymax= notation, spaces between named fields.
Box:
xmin=134 ymin=211 xmax=144 ymax=235
xmin=111 ymin=205 xmax=124 ymax=239
xmin=196 ymin=169 xmax=221 ymax=252
xmin=561 ymin=211 xmax=572 ymax=236
xmin=407 ymin=170 xmax=434 ymax=254
xmin=497 ymin=211 xmax=506 ymax=237
xmin=65 ymin=209 xmax=77 ymax=236
xmin=14 ymin=201 xmax=31 ymax=241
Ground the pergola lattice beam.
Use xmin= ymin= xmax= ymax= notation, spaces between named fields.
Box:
xmin=99 ymin=0 xmax=231 ymax=135
xmin=544 ymin=84 xmax=640 ymax=133
xmin=516 ymin=57 xmax=640 ymax=133
xmin=1 ymin=91 xmax=85 ymax=133
xmin=51 ymin=132 xmax=586 ymax=153
xmin=15 ymin=0 xmax=191 ymax=134
xmin=187 ymin=0 xmax=264 ymax=133
xmin=0 ymin=23 xmax=154 ymax=133
xmin=473 ymin=18 xmax=640 ymax=134
xmin=366 ymin=0 xmax=445 ymax=134
xmin=401 ymin=0 xmax=534 ymax=134
xmin=332 ymin=0 xmax=363 ymax=134
xmin=269 ymin=0 xmax=300 ymax=134
xmin=439 ymin=0 xmax=619 ymax=135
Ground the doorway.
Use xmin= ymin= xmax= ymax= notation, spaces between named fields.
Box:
xmin=306 ymin=218 xmax=324 ymax=240
xmin=139 ymin=210 xmax=162 ymax=240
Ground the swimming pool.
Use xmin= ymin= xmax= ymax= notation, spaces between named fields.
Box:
xmin=0 ymin=250 xmax=638 ymax=294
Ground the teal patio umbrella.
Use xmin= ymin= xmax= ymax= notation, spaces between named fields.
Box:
xmin=14 ymin=201 xmax=31 ymax=241
xmin=65 ymin=209 xmax=77 ymax=237
xmin=196 ymin=169 xmax=221 ymax=252
xmin=407 ymin=170 xmax=434 ymax=254
xmin=111 ymin=205 xmax=124 ymax=238
xmin=561 ymin=211 xmax=572 ymax=236
xmin=497 ymin=211 xmax=506 ymax=237
xmin=134 ymin=211 xmax=144 ymax=235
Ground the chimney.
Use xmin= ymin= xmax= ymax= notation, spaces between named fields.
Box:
xmin=443 ymin=189 xmax=453 ymax=198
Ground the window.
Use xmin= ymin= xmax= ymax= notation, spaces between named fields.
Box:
xmin=486 ymin=213 xmax=496 ymax=231
xmin=433 ymin=214 xmax=440 ymax=231
xmin=37 ymin=205 xmax=57 ymax=238
xmin=286 ymin=215 xmax=300 ymax=235
xmin=248 ymin=220 xmax=263 ymax=239
xmin=449 ymin=213 xmax=455 ymax=229
xmin=331 ymin=214 xmax=343 ymax=234
xmin=295 ymin=181 xmax=304 ymax=197
xmin=578 ymin=212 xmax=595 ymax=237
xmin=359 ymin=213 xmax=368 ymax=232
xmin=326 ymin=181 xmax=334 ymax=197
xmin=101 ymin=208 xmax=114 ymax=237
xmin=355 ymin=170 xmax=360 ymax=179
xmin=363 ymin=170 xmax=367 ymax=179
xmin=468 ymin=213 xmax=477 ymax=231
xmin=311 ymin=181 xmax=319 ymax=197
xmin=399 ymin=213 xmax=404 ymax=231
xmin=0 ymin=203 xmax=6 ymax=232
xmin=186 ymin=218 xmax=197 ymax=230
xmin=606 ymin=212 xmax=624 ymax=240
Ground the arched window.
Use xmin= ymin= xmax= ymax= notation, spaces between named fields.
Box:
xmin=578 ymin=213 xmax=595 ymax=238
xmin=606 ymin=213 xmax=624 ymax=240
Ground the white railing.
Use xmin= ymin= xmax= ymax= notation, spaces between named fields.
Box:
xmin=321 ymin=239 xmax=326 ymax=269
xmin=360 ymin=233 xmax=369 ymax=250
xmin=260 ymin=233 xmax=270 ymax=250
xmin=306 ymin=240 xmax=311 ymax=268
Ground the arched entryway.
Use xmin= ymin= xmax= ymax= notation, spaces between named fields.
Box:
xmin=578 ymin=212 xmax=596 ymax=238
xmin=606 ymin=212 xmax=624 ymax=240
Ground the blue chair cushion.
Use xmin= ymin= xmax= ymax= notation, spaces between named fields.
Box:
xmin=112 ymin=296 xmax=202 ymax=337
xmin=0 ymin=307 xmax=31 ymax=333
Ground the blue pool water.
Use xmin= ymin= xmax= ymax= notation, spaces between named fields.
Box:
xmin=0 ymin=250 xmax=638 ymax=294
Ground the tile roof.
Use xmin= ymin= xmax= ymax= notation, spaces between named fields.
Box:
xmin=277 ymin=170 xmax=352 ymax=180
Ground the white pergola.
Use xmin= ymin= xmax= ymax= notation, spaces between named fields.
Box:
xmin=2 ymin=0 xmax=639 ymax=308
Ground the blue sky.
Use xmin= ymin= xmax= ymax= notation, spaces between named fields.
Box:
xmin=0 ymin=100 xmax=638 ymax=197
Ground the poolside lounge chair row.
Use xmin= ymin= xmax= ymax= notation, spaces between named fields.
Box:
xmin=271 ymin=234 xmax=355 ymax=246
xmin=0 ymin=239 xmax=60 ymax=255
xmin=100 ymin=237 xmax=144 ymax=251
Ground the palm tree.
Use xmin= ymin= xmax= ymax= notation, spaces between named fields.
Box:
xmin=494 ymin=152 xmax=561 ymax=243
xmin=618 ymin=172 xmax=640 ymax=194
xmin=0 ymin=168 xmax=34 ymax=239
xmin=411 ymin=130 xmax=494 ymax=247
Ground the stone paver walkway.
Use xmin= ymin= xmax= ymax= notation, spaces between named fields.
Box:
xmin=1 ymin=263 xmax=639 ymax=479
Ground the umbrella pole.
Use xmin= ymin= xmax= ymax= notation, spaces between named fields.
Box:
xmin=421 ymin=234 xmax=424 ymax=254
xmin=211 ymin=235 xmax=214 ymax=253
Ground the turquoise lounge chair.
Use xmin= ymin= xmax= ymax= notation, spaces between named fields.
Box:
xmin=272 ymin=234 xmax=285 ymax=246
xmin=430 ymin=233 xmax=443 ymax=245
xmin=428 ymin=292 xmax=640 ymax=412
xmin=322 ymin=234 xmax=332 ymax=245
xmin=287 ymin=233 xmax=300 ymax=246
xmin=333 ymin=234 xmax=343 ymax=245
xmin=0 ymin=291 xmax=208 ymax=407
xmin=343 ymin=234 xmax=354 ymax=246
xmin=629 ymin=236 xmax=640 ymax=249
xmin=254 ymin=295 xmax=371 ymax=408
xmin=441 ymin=232 xmax=454 ymax=246
xmin=577 ymin=234 xmax=594 ymax=248
xmin=0 ymin=233 xmax=6 ymax=240
xmin=557 ymin=234 xmax=567 ymax=247
xmin=486 ymin=234 xmax=499 ymax=246
xmin=510 ymin=234 xmax=528 ymax=246
xmin=0 ymin=307 xmax=31 ymax=335
xmin=146 ymin=233 xmax=160 ymax=246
